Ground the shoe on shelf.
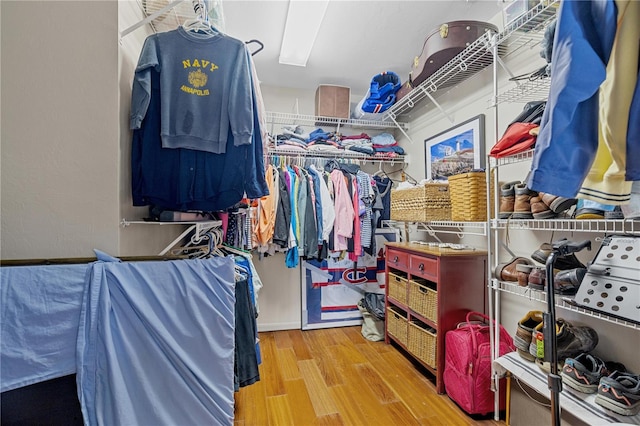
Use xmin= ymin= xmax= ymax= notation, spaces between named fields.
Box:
xmin=528 ymin=266 xmax=546 ymax=290
xmin=553 ymin=268 xmax=587 ymax=295
xmin=499 ymin=181 xmax=520 ymax=219
xmin=531 ymin=240 xmax=587 ymax=270
xmin=540 ymin=192 xmax=578 ymax=214
xmin=495 ymin=257 xmax=535 ymax=282
xmin=528 ymin=318 xmax=594 ymax=362
xmin=516 ymin=263 xmax=535 ymax=287
xmin=575 ymin=208 xmax=605 ymax=219
xmin=595 ymin=371 xmax=640 ymax=416
xmin=535 ymin=357 xmax=564 ymax=373
xmin=531 ymin=195 xmax=557 ymax=219
xmin=512 ymin=183 xmax=538 ymax=219
xmin=604 ymin=206 xmax=624 ymax=220
xmin=556 ymin=322 xmax=599 ymax=360
xmin=515 ymin=310 xmax=543 ymax=361
xmin=562 ymin=353 xmax=608 ymax=393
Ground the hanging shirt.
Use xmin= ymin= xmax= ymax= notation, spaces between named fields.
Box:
xmin=357 ymin=171 xmax=374 ymax=249
xmin=131 ymin=28 xmax=254 ymax=154
xmin=578 ymin=0 xmax=639 ymax=204
xmin=527 ymin=0 xmax=617 ymax=198
xmin=330 ymin=170 xmax=354 ymax=251
xmin=131 ymin=68 xmax=268 ymax=211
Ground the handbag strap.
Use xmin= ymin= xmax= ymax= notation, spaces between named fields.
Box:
xmin=462 ymin=311 xmax=514 ymax=357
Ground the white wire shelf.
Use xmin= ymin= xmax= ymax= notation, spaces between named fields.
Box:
xmin=491 ymin=219 xmax=639 ymax=235
xmin=120 ymin=219 xmax=222 ymax=256
xmin=490 ymin=149 xmax=535 ymax=167
xmin=494 ymin=280 xmax=639 ymax=330
xmin=496 ymin=77 xmax=551 ymax=104
xmin=383 ymin=31 xmax=499 ymax=120
xmin=383 ymin=1 xmax=559 ymax=120
xmin=267 ymin=148 xmax=406 ymax=165
xmin=266 ymin=111 xmax=407 ymax=131
xmin=494 ymin=1 xmax=559 ymax=59
xmin=377 ymin=220 xmax=487 ymax=238
xmin=415 ymin=221 xmax=488 ymax=236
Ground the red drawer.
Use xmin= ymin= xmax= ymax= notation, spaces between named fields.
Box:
xmin=387 ymin=249 xmax=409 ymax=270
xmin=409 ymin=254 xmax=438 ymax=279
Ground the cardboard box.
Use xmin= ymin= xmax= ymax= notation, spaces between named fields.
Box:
xmin=315 ymin=85 xmax=350 ymax=119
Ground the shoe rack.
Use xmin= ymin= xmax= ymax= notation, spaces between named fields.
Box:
xmin=484 ymin=1 xmax=640 ymax=422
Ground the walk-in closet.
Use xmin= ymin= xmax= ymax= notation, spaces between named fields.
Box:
xmin=2 ymin=1 xmax=639 ymax=425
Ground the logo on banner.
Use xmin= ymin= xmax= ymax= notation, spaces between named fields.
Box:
xmin=342 ymin=266 xmax=368 ymax=284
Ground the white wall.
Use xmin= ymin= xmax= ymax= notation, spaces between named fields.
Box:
xmin=1 ymin=1 xmax=120 ymax=260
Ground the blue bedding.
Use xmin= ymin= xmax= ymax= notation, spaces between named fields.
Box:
xmin=1 ymin=264 xmax=87 ymax=392
xmin=2 ymin=256 xmax=237 ymax=426
xmin=77 ymin=257 xmax=236 ymax=425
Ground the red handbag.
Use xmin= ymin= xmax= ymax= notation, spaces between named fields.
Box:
xmin=443 ymin=311 xmax=515 ymax=415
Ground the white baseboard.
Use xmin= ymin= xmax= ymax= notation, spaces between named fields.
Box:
xmin=257 ymin=321 xmax=301 ymax=332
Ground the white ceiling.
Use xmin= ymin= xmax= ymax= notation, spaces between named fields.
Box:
xmin=223 ymin=0 xmax=504 ymax=96
xmin=144 ymin=0 xmax=505 ymax=96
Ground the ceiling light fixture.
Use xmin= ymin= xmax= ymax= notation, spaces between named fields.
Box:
xmin=278 ymin=0 xmax=330 ymax=67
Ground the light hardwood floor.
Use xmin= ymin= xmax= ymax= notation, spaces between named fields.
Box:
xmin=234 ymin=326 xmax=505 ymax=426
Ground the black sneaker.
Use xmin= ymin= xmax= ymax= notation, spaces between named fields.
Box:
xmin=556 ymin=323 xmax=598 ymax=360
xmin=562 ymin=353 xmax=608 ymax=393
xmin=595 ymin=371 xmax=640 ymax=416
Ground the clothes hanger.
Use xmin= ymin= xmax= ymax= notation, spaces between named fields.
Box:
xmin=182 ymin=0 xmax=218 ymax=37
xmin=245 ymin=39 xmax=264 ymax=56
xmin=222 ymin=242 xmax=253 ymax=259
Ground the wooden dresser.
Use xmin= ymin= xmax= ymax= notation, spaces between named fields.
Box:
xmin=384 ymin=242 xmax=487 ymax=394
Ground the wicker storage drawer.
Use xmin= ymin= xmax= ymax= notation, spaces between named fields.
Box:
xmin=408 ymin=277 xmax=438 ymax=324
xmin=408 ymin=319 xmax=437 ymax=369
xmin=390 ymin=183 xmax=451 ymax=222
xmin=388 ymin=272 xmax=409 ymax=305
xmin=448 ymin=171 xmax=494 ymax=221
xmin=386 ymin=306 xmax=408 ymax=346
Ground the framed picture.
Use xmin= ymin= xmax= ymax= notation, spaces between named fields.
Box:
xmin=425 ymin=114 xmax=485 ymax=181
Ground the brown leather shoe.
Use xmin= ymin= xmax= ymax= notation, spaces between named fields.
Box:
xmin=528 ymin=267 xmax=546 ymax=290
xmin=540 ymin=192 xmax=578 ymax=213
xmin=531 ymin=195 xmax=556 ymax=219
xmin=516 ymin=263 xmax=535 ymax=287
xmin=513 ymin=183 xmax=538 ymax=219
xmin=499 ymin=181 xmax=520 ymax=219
xmin=495 ymin=257 xmax=535 ymax=282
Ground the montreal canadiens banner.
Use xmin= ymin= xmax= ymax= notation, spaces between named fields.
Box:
xmin=301 ymin=229 xmax=398 ymax=330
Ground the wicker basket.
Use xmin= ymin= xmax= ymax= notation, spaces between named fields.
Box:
xmin=386 ymin=306 xmax=408 ymax=346
xmin=408 ymin=278 xmax=438 ymax=324
xmin=408 ymin=320 xmax=437 ymax=369
xmin=448 ymin=171 xmax=495 ymax=221
xmin=390 ymin=183 xmax=451 ymax=222
xmin=388 ymin=272 xmax=409 ymax=304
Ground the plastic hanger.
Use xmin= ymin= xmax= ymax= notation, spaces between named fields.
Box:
xmin=182 ymin=0 xmax=218 ymax=37
xmin=245 ymin=39 xmax=264 ymax=56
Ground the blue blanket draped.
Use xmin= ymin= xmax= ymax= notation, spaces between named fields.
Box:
xmin=77 ymin=257 xmax=236 ymax=426
xmin=1 ymin=264 xmax=87 ymax=392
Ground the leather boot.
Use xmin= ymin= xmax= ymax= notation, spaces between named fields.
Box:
xmin=499 ymin=181 xmax=520 ymax=219
xmin=531 ymin=195 xmax=556 ymax=219
xmin=512 ymin=183 xmax=538 ymax=219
